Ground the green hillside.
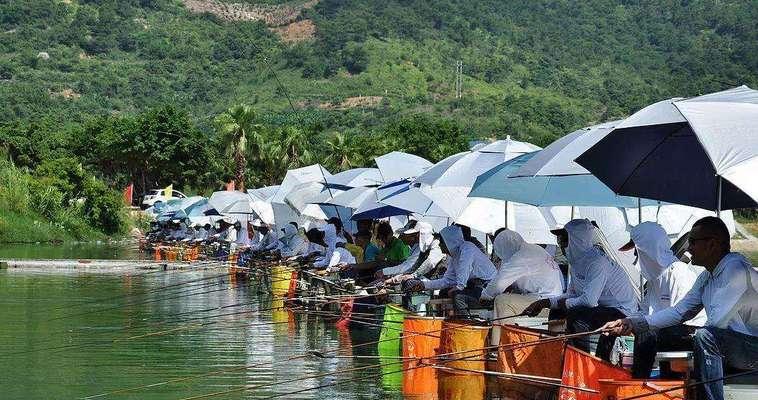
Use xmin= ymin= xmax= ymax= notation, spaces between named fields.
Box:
xmin=0 ymin=0 xmax=757 ymax=240
xmin=3 ymin=0 xmax=757 ymax=134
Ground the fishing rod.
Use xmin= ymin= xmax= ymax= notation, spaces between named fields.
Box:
xmin=81 ymin=309 xmax=525 ymax=399
xmin=43 ymin=287 xmax=362 ymax=347
xmin=49 ymin=278 xmax=259 ymax=322
xmin=50 ymin=269 xmax=235 ymax=312
xmin=426 ymin=363 xmax=599 ymax=393
xmin=178 ymin=341 xmax=485 ymax=400
xmin=260 ymin=326 xmax=611 ymax=400
xmin=619 ymin=369 xmax=758 ymax=400
xmin=112 ymin=312 xmax=305 ymax=342
xmin=172 ymin=313 xmax=537 ymax=400
xmin=254 ymin=330 xmax=569 ymax=400
xmin=1 ymin=302 xmax=307 ymax=358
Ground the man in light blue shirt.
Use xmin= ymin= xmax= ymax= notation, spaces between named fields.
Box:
xmin=604 ymin=217 xmax=757 ymax=400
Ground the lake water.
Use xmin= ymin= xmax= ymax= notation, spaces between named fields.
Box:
xmin=1 ymin=269 xmax=503 ymax=400
xmin=1 ymin=244 xmax=756 ymax=399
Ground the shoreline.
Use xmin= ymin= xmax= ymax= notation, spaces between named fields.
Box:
xmin=0 ymin=258 xmax=229 ymax=274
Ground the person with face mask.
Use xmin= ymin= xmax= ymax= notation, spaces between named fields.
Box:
xmin=604 ymin=217 xmax=757 ymax=400
xmin=404 ymin=225 xmax=497 ymax=316
xmin=480 ymin=230 xmax=564 ymax=342
xmin=522 ymin=218 xmax=638 ymax=361
xmin=279 ymin=222 xmax=308 ymax=258
xmin=616 ymin=222 xmax=706 ymax=378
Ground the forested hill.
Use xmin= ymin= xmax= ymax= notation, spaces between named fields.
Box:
xmin=3 ymin=0 xmax=757 ymax=135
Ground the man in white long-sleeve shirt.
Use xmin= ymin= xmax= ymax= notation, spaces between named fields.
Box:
xmin=406 ymin=225 xmax=496 ymax=316
xmin=523 ymin=218 xmax=638 ymax=361
xmin=604 ymin=217 xmax=757 ymax=400
xmin=618 ymin=222 xmax=705 ymax=378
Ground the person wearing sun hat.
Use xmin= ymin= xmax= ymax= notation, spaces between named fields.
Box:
xmin=249 ymin=218 xmax=279 ymax=252
xmin=382 ymin=220 xmax=444 ymax=282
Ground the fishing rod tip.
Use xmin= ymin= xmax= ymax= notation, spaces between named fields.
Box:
xmin=308 ymin=350 xmax=326 ymax=358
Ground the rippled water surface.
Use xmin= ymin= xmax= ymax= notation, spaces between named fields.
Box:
xmin=0 ymin=270 xmax=416 ymax=400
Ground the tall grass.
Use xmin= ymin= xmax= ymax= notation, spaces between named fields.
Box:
xmin=0 ymin=158 xmax=104 ymax=243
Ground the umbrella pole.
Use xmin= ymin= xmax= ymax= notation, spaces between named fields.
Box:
xmin=637 ymin=197 xmax=642 ymax=224
xmin=716 ymin=176 xmax=722 ymax=217
xmin=504 ymin=200 xmax=509 ymax=230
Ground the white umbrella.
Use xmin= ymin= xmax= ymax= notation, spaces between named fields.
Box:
xmin=270 ymin=164 xmax=332 ymax=230
xmin=247 ymin=192 xmax=275 ymax=225
xmin=455 ymin=198 xmax=559 ymax=245
xmin=326 ymin=168 xmax=383 ymax=188
xmin=374 ymin=151 xmax=433 ymax=182
xmin=416 ymin=137 xmax=540 ymax=218
xmin=209 ymin=191 xmax=251 ymax=213
xmin=326 ymin=186 xmax=377 ymax=209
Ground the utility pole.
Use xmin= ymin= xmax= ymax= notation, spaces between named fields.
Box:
xmin=455 ymin=60 xmax=463 ymax=99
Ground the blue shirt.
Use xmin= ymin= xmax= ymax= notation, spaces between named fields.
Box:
xmin=364 ymin=242 xmax=381 ymax=262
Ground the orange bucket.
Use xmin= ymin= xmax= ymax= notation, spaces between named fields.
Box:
xmin=598 ymin=379 xmax=685 ymax=400
xmin=402 ymin=361 xmax=438 ymax=399
xmin=402 ymin=315 xmax=443 ymax=360
xmin=497 ymin=324 xmax=565 ymax=379
xmin=560 ymin=346 xmax=632 ymax=400
xmin=439 ymin=320 xmax=490 ymax=373
xmin=438 ymin=370 xmax=485 ymax=400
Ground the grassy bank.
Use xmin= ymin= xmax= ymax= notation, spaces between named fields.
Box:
xmin=0 ymin=209 xmax=102 ymax=243
xmin=0 ymin=155 xmax=126 ymax=243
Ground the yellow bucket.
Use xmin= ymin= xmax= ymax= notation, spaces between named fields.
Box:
xmin=438 ymin=370 xmax=485 ymax=400
xmin=439 ymin=320 xmax=490 ymax=373
xmin=271 ymin=265 xmax=294 ymax=297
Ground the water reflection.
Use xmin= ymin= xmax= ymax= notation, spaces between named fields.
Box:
xmin=1 ymin=270 xmax=523 ymax=399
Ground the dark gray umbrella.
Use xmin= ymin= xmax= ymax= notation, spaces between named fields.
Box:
xmin=576 ymin=86 xmax=758 ymax=211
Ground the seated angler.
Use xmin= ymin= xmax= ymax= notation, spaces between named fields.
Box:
xmin=479 ymin=229 xmax=564 ymax=322
xmin=404 ymin=225 xmax=496 ymax=317
xmin=306 ymin=225 xmax=356 ymax=271
xmin=279 ymin=222 xmax=308 ymax=258
xmin=377 ymin=220 xmax=423 ymax=280
xmin=455 ymin=223 xmax=486 ymax=253
xmin=604 ymin=217 xmax=757 ymax=400
xmin=327 ymin=217 xmax=353 ymax=244
xmin=340 ymin=221 xmax=409 ymax=283
xmin=249 ymin=219 xmax=279 ymax=253
xmin=522 ymin=219 xmax=638 ymax=361
xmin=620 ymin=222 xmax=706 ymax=379
xmin=383 ymin=221 xmax=444 ymax=283
xmin=376 ymin=221 xmax=411 ymax=263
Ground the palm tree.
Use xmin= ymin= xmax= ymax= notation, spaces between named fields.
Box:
xmin=326 ymin=133 xmax=359 ymax=171
xmin=280 ymin=126 xmax=314 ymax=168
xmin=216 ymin=105 xmax=260 ymax=191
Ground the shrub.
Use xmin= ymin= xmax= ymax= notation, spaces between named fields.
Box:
xmin=82 ymin=177 xmax=127 ymax=235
